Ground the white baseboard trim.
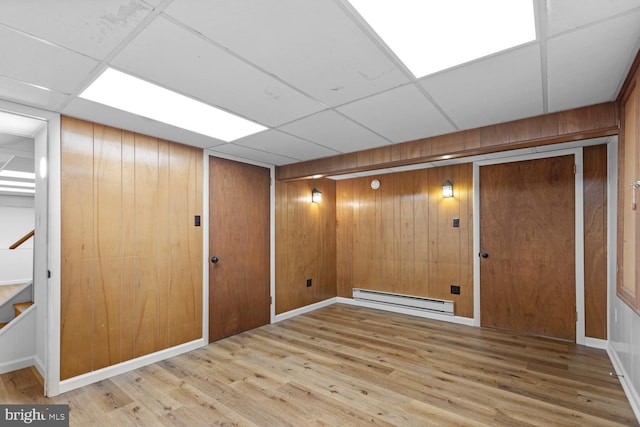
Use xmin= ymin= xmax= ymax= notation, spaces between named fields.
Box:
xmin=58 ymin=338 xmax=207 ymax=395
xmin=0 ymin=356 xmax=36 ymax=375
xmin=336 ymin=297 xmax=475 ymax=326
xmin=274 ymin=298 xmax=338 ymax=323
xmin=584 ymin=337 xmax=608 ymax=350
xmin=33 ymin=355 xmax=45 ymax=378
xmin=608 ymin=345 xmax=640 ymax=423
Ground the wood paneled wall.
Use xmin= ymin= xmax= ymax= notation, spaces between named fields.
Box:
xmin=275 ymin=179 xmax=336 ymax=314
xmin=617 ymin=48 xmax=640 ymax=314
xmin=583 ymin=145 xmax=608 ymax=339
xmin=60 ymin=116 xmax=203 ymax=380
xmin=277 ymin=103 xmax=617 ymax=181
xmin=275 ymin=147 xmax=608 ymax=331
xmin=336 ymin=164 xmax=473 ymax=318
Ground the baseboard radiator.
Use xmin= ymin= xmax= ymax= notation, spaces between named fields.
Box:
xmin=352 ymin=288 xmax=454 ymax=316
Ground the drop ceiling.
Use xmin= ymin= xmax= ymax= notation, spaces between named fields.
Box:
xmin=0 ymin=0 xmax=639 ymax=167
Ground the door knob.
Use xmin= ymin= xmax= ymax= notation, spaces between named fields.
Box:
xmin=481 ymin=252 xmax=489 ymax=258
xmin=211 ymin=256 xmax=219 ymax=263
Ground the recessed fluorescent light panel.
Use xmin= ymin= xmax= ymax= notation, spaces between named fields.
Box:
xmin=348 ymin=0 xmax=536 ymax=78
xmin=80 ymin=68 xmax=267 ymax=142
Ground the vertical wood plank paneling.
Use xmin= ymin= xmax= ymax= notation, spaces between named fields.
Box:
xmin=60 ymin=117 xmax=94 ymax=380
xmin=133 ymin=134 xmax=159 ymax=358
xmin=616 ymin=51 xmax=640 ymax=314
xmin=191 ymin=147 xmax=203 ymax=338
xmin=457 ymin=163 xmax=474 ymax=318
xmin=120 ymin=131 xmax=135 ymax=363
xmin=285 ymin=182 xmax=308 ymax=309
xmin=413 ymin=170 xmax=430 ymax=297
xmin=168 ymin=143 xmax=197 ymax=347
xmin=92 ymin=124 xmax=123 ymax=370
xmin=316 ymin=181 xmax=337 ymax=303
xmin=275 ymin=181 xmax=289 ymax=306
xmin=336 ymin=179 xmax=354 ymax=298
xmin=397 ymin=173 xmax=415 ymax=295
xmin=294 ymin=182 xmax=315 ymax=305
xmin=333 ymin=164 xmax=473 ymax=317
xmin=621 ymin=83 xmax=638 ymax=298
xmin=583 ymin=145 xmax=608 ymax=339
xmin=427 ymin=166 xmax=461 ymax=302
xmin=275 ymin=179 xmax=336 ymax=314
xmin=156 ymin=140 xmax=170 ymax=351
xmin=355 ymin=177 xmax=378 ymax=289
xmin=379 ymin=174 xmax=395 ymax=290
xmin=60 ymin=117 xmax=203 ymax=378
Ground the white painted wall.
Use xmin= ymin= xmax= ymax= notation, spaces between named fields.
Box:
xmin=0 ymin=206 xmax=34 ymax=284
xmin=0 ymin=305 xmax=37 ymax=374
xmin=610 ymin=299 xmax=640 ymax=419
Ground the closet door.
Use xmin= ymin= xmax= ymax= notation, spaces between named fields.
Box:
xmin=208 ymin=156 xmax=270 ymax=342
xmin=480 ymin=155 xmax=576 ymax=341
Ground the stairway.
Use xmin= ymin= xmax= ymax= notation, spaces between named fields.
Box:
xmin=0 ymin=282 xmax=33 ymax=332
xmin=0 ymin=301 xmax=33 ymax=330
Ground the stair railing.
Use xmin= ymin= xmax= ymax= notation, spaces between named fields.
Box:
xmin=9 ymin=230 xmax=34 ymax=250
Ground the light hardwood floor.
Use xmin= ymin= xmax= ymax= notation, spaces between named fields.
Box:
xmin=1 ymin=304 xmax=637 ymax=426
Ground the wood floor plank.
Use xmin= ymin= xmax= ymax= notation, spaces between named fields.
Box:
xmin=0 ymin=304 xmax=636 ymax=426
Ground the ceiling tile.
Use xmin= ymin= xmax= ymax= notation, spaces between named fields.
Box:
xmin=164 ymin=0 xmax=409 ymax=106
xmin=278 ymin=110 xmax=391 ymax=153
xmin=548 ymin=10 xmax=640 ymax=112
xmin=208 ymin=144 xmax=296 ymax=166
xmin=112 ymin=17 xmax=324 ymax=127
xmin=420 ymin=44 xmax=543 ymax=130
xmin=337 ymin=84 xmax=455 ymax=143
xmin=0 ymin=26 xmax=99 ymax=94
xmin=546 ymin=0 xmax=640 ymax=36
xmin=235 ymin=130 xmax=339 ymax=161
xmin=0 ymin=75 xmax=68 ymax=111
xmin=0 ymin=0 xmax=153 ymax=59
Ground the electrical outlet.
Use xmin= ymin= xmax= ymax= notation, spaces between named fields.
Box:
xmin=306 ymin=278 xmax=312 ymax=287
xmin=450 ymin=285 xmax=460 ymax=295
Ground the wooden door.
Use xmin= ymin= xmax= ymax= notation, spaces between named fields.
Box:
xmin=209 ymin=156 xmax=270 ymax=342
xmin=479 ymin=155 xmax=576 ymax=341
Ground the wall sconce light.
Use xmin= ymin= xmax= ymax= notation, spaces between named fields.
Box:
xmin=311 ymin=188 xmax=322 ymax=203
xmin=442 ymin=180 xmax=453 ymax=198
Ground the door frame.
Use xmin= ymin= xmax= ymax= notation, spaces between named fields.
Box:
xmin=472 ymin=147 xmax=586 ymax=344
xmin=202 ymin=150 xmax=276 ymax=344
xmin=0 ymin=99 xmax=59 ymax=395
